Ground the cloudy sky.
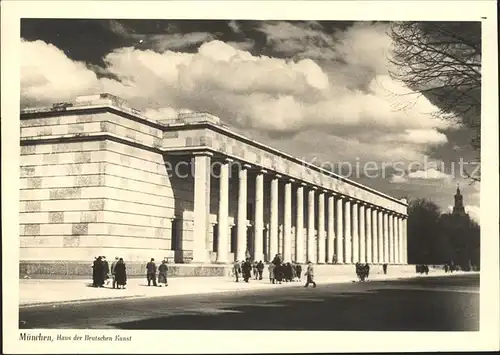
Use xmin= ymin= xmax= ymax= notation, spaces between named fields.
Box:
xmin=20 ymin=19 xmax=480 ymax=223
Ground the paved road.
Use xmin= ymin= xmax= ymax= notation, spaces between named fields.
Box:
xmin=19 ymin=274 xmax=479 ymax=331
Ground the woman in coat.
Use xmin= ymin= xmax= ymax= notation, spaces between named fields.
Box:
xmin=158 ymin=260 xmax=168 ymax=286
xmin=114 ymin=258 xmax=127 ymax=289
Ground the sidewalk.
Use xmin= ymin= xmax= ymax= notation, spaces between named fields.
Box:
xmin=19 ymin=270 xmax=475 ymax=307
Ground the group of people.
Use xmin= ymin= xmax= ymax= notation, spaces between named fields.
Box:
xmin=91 ymin=256 xmax=127 ymax=289
xmin=355 ymin=262 xmax=370 ymax=282
xmin=416 ymin=264 xmax=430 ymax=275
xmin=232 ymin=254 xmax=316 ymax=288
xmin=146 ymin=258 xmax=169 ymax=287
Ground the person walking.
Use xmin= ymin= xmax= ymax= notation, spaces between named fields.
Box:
xmin=158 ymin=260 xmax=168 ymax=287
xmin=383 ymin=263 xmax=388 ymax=275
xmin=110 ymin=257 xmax=119 ymax=289
xmin=102 ymin=256 xmax=110 ymax=286
xmin=257 ymin=260 xmax=264 ymax=280
xmin=268 ymin=263 xmax=275 ymax=284
xmin=233 ymin=260 xmax=242 ymax=282
xmin=146 ymin=258 xmax=157 ymax=286
xmin=304 ymin=261 xmax=317 ymax=288
xmin=242 ymin=258 xmax=252 ymax=283
xmin=114 ymin=258 xmax=127 ymax=289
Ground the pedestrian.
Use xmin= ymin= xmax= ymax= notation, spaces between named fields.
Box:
xmin=304 ymin=261 xmax=317 ymax=288
xmin=91 ymin=257 xmax=98 ymax=287
xmin=146 ymin=258 xmax=157 ymax=286
xmin=102 ymin=256 xmax=110 ymax=286
xmin=257 ymin=260 xmax=264 ymax=280
xmin=295 ymin=263 xmax=302 ymax=282
xmin=383 ymin=263 xmax=388 ymax=275
xmin=111 ymin=257 xmax=119 ymax=289
xmin=268 ymin=263 xmax=275 ymax=284
xmin=252 ymin=261 xmax=258 ymax=280
xmin=242 ymin=258 xmax=252 ymax=283
xmin=93 ymin=256 xmax=104 ymax=287
xmin=114 ymin=258 xmax=127 ymax=289
xmin=158 ymin=260 xmax=168 ymax=287
xmin=365 ymin=263 xmax=370 ymax=280
xmin=233 ymin=260 xmax=242 ymax=282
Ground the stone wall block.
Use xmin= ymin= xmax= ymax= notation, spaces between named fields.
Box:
xmin=49 ymin=187 xmax=82 ymax=200
xmin=80 ymin=211 xmax=98 ymax=222
xmin=63 ymin=235 xmax=81 ymax=247
xmin=76 ymin=114 xmax=96 ymax=123
xmin=42 ymin=154 xmax=60 ymax=164
xmin=89 ymin=199 xmax=105 ymax=211
xmin=164 ymin=131 xmax=179 ymax=139
xmin=72 ymin=223 xmax=89 ymax=235
xmin=24 ymin=224 xmax=41 ymax=236
xmin=68 ymin=124 xmax=86 ymax=134
xmin=21 ymin=145 xmax=37 ymax=155
xmin=27 ymin=177 xmax=42 ymax=188
xmin=48 ymin=212 xmax=64 ymax=223
xmin=24 ymin=201 xmax=41 ymax=212
xmin=75 ymin=152 xmax=92 ymax=163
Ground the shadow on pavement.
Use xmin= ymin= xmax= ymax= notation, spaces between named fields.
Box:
xmin=108 ymin=287 xmax=479 ymax=331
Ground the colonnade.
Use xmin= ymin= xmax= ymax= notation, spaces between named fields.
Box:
xmin=192 ymin=153 xmax=408 ymax=264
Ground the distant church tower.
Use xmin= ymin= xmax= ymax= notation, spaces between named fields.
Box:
xmin=452 ymin=183 xmax=467 ymax=216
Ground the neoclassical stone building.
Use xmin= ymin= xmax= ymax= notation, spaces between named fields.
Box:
xmin=20 ymin=94 xmax=408 ymax=276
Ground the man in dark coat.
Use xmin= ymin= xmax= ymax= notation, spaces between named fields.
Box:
xmin=257 ymin=261 xmax=264 ymax=280
xmin=111 ymin=257 xmax=119 ymax=289
xmin=295 ymin=263 xmax=302 ymax=282
xmin=242 ymin=258 xmax=252 ymax=283
xmin=92 ymin=256 xmax=104 ymax=287
xmin=383 ymin=263 xmax=388 ymax=275
xmin=146 ymin=258 xmax=157 ymax=286
xmin=102 ymin=256 xmax=110 ymax=286
xmin=114 ymin=258 xmax=127 ymax=289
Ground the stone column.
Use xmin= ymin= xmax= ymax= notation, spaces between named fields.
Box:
xmin=377 ymin=209 xmax=384 ymax=264
xmin=371 ymin=207 xmax=378 ymax=263
xmin=269 ymin=175 xmax=279 ymax=259
xmin=344 ymin=198 xmax=352 ymax=263
xmin=392 ymin=213 xmax=397 ymax=264
xmin=359 ymin=203 xmax=366 ymax=263
xmin=403 ymin=217 xmax=408 ymax=264
xmin=283 ymin=179 xmax=293 ymax=262
xmin=236 ymin=164 xmax=250 ymax=262
xmin=335 ymin=195 xmax=344 ymax=264
xmin=253 ymin=170 xmax=265 ymax=262
xmin=383 ymin=211 xmax=389 ymax=264
xmin=327 ymin=194 xmax=335 ymax=264
xmin=317 ymin=191 xmax=326 ymax=263
xmin=366 ymin=205 xmax=372 ymax=263
xmin=307 ymin=188 xmax=316 ymax=263
xmin=351 ymin=200 xmax=359 ymax=263
xmin=394 ymin=215 xmax=399 ymax=264
xmin=216 ymin=159 xmax=231 ymax=263
xmin=387 ymin=213 xmax=393 ymax=264
xmin=399 ymin=216 xmax=404 ymax=264
xmin=295 ymin=183 xmax=305 ymax=263
xmin=192 ymin=152 xmax=212 ymax=263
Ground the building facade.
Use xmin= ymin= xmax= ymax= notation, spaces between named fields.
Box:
xmin=20 ymin=94 xmax=408 ymax=276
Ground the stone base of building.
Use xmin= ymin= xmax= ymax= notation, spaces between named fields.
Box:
xmin=19 ymin=261 xmax=232 ymax=279
xmin=20 ymin=261 xmax=422 ymax=279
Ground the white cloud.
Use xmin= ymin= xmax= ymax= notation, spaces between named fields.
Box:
xmin=21 ymin=40 xmax=100 ymax=106
xmin=390 ymin=174 xmax=408 ymax=183
xmin=407 ymin=168 xmax=453 ymax=181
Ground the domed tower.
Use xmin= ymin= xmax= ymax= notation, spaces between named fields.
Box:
xmin=452 ymin=183 xmax=467 ymax=216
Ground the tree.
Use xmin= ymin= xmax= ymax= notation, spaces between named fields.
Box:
xmin=389 ymin=22 xmax=481 ymax=182
xmin=407 ymin=198 xmax=443 ymax=264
